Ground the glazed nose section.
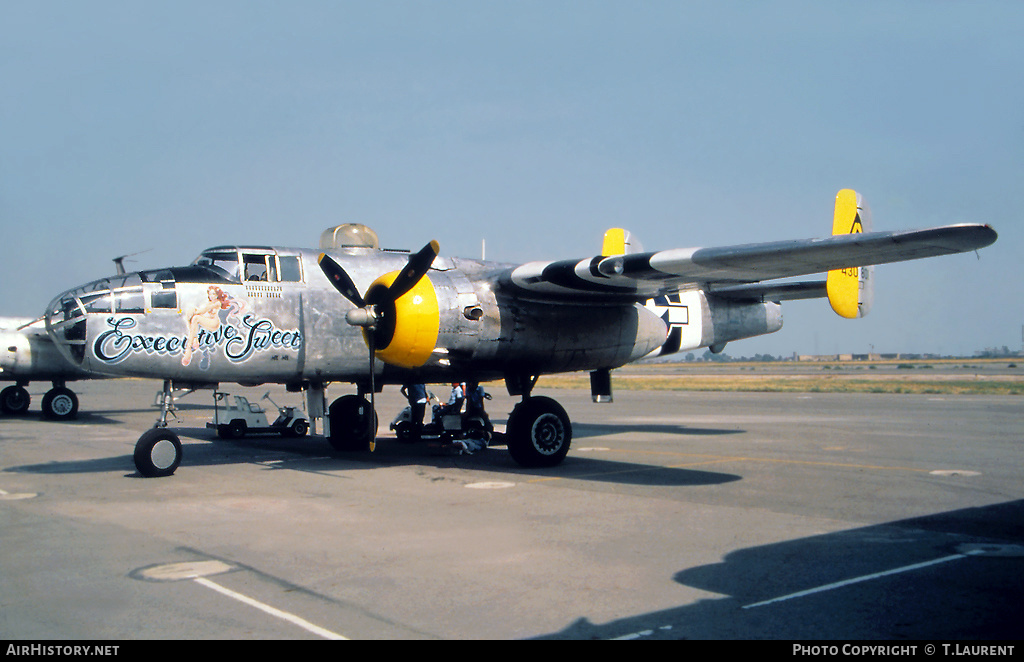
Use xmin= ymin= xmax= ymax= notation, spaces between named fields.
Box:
xmin=44 ymin=271 xmax=153 ymax=371
xmin=44 ymin=288 xmax=92 ymax=367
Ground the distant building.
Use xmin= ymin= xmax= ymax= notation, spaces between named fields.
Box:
xmin=797 ymin=353 xmax=900 ymax=362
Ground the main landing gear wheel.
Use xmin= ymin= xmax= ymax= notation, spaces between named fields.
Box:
xmin=328 ymin=394 xmax=378 ymax=452
xmin=134 ymin=428 xmax=183 ymax=478
xmin=0 ymin=385 xmax=30 ymax=416
xmin=506 ymin=396 xmax=572 ymax=468
xmin=42 ymin=387 xmax=78 ymax=420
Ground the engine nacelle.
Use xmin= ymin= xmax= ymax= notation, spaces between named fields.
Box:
xmin=364 ymin=270 xmax=441 ymax=369
xmin=645 ymin=291 xmax=782 ymax=358
xmin=425 ymin=269 xmax=670 ymax=376
xmin=479 ymin=300 xmax=667 ymax=374
xmin=1 ymin=326 xmax=87 ymax=381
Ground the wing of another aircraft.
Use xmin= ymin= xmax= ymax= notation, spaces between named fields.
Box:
xmin=508 ymin=223 xmax=997 ymax=301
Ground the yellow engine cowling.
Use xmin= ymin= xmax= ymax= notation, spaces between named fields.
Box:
xmin=364 ymin=270 xmax=440 ymax=369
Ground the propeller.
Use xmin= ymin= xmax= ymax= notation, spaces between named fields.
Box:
xmin=318 ymin=240 xmax=440 ymax=450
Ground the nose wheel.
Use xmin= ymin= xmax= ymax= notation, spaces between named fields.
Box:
xmin=134 ymin=428 xmax=183 ymax=478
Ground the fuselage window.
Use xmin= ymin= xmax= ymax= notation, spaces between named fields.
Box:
xmin=116 ymin=289 xmax=145 ymax=314
xmin=151 ymin=290 xmax=178 ymax=309
xmin=278 ymin=256 xmax=302 ymax=282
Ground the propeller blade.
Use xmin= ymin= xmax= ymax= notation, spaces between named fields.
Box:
xmin=384 ymin=240 xmax=439 ymax=303
xmin=318 ymin=253 xmax=366 ymax=308
xmin=367 ymin=333 xmax=376 ymax=452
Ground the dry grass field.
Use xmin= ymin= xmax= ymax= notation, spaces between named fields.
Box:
xmin=536 ymin=358 xmax=1024 ymax=395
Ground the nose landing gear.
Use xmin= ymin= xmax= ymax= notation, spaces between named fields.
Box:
xmin=133 ymin=380 xmax=183 ymax=478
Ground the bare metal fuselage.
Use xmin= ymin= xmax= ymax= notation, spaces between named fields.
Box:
xmin=43 ymin=246 xmax=676 ymax=389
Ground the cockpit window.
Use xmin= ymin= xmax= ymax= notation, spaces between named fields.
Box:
xmin=243 ymin=254 xmax=270 ymax=282
xmin=194 ymin=251 xmax=240 ymax=282
xmin=192 ymin=249 xmax=303 ymax=284
xmin=141 ymin=269 xmax=174 ymax=283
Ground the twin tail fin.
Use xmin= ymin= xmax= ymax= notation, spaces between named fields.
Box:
xmin=826 ymin=189 xmax=874 ymax=319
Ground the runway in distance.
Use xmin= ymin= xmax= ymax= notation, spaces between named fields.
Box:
xmin=39 ymin=189 xmax=997 ymax=477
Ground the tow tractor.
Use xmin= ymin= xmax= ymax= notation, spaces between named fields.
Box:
xmin=208 ymin=391 xmax=309 ymax=439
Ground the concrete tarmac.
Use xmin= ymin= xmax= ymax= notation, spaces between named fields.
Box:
xmin=1 ymin=379 xmax=1021 ymax=640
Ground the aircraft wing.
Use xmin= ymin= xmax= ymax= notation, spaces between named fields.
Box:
xmin=507 ymin=224 xmax=997 ymax=300
xmin=707 ymin=280 xmax=827 ymax=302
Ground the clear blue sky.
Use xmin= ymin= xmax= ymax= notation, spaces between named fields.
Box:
xmin=2 ymin=1 xmax=1020 ymax=357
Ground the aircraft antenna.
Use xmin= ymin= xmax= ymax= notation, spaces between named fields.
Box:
xmin=112 ymin=249 xmax=152 ymax=275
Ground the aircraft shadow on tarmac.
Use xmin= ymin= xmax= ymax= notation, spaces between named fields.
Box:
xmin=4 ymin=426 xmax=742 ymax=487
xmin=1 ymin=403 xmax=218 ymax=426
xmin=534 ymin=499 xmax=1024 ymax=640
xmin=1 ymin=411 xmax=128 ymax=426
xmin=573 ymin=422 xmax=744 ymax=439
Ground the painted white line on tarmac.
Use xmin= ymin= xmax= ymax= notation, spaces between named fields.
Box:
xmin=193 ymin=576 xmax=348 ymax=640
xmin=0 ymin=487 xmax=37 ymax=500
xmin=742 ymin=549 xmax=985 ymax=609
xmin=612 ymin=625 xmax=674 ymax=640
xmin=138 ymin=560 xmax=347 ymax=639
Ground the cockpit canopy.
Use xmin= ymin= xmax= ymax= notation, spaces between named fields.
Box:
xmin=191 ymin=248 xmax=303 ymax=284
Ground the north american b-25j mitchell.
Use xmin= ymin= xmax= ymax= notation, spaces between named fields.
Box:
xmin=40 ymin=189 xmax=997 ymax=477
